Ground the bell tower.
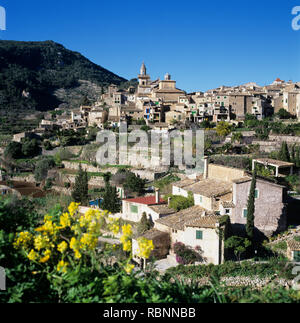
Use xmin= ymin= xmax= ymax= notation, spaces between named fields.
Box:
xmin=138 ymin=62 xmax=151 ymax=94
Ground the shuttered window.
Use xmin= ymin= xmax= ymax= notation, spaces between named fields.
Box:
xmin=131 ymin=205 xmax=138 ymax=214
xmin=196 ymin=231 xmax=203 ymax=240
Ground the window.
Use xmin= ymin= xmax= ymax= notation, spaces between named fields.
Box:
xmin=196 ymin=230 xmax=203 ymax=240
xmin=225 ymin=209 xmax=231 ymax=214
xmin=243 ymin=209 xmax=248 ymax=218
xmin=294 ymin=251 xmax=300 ymax=262
xmin=130 ymin=205 xmax=138 ymax=214
xmin=255 ymin=189 xmax=259 ymax=199
xmin=199 ymin=195 xmax=203 ymax=203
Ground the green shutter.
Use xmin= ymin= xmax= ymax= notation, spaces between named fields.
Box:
xmin=255 ymin=189 xmax=259 ymax=199
xmin=294 ymin=251 xmax=300 ymax=262
xmin=196 ymin=230 xmax=203 ymax=240
xmin=243 ymin=209 xmax=248 ymax=218
xmin=131 ymin=205 xmax=138 ymax=214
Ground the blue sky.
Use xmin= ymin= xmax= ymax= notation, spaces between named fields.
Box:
xmin=1 ymin=0 xmax=300 ymax=92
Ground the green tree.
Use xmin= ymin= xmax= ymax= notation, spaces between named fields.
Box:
xmin=224 ymin=236 xmax=251 ymax=262
xmin=21 ymin=139 xmax=40 ymax=158
xmin=278 ymin=142 xmax=290 ymax=162
xmin=124 ymin=172 xmax=146 ymax=196
xmin=34 ymin=158 xmax=53 ymax=182
xmin=137 ymin=212 xmax=153 ymax=235
xmin=4 ymin=142 xmax=23 ymax=159
xmin=246 ymin=170 xmax=256 ymax=241
xmin=101 ymin=183 xmax=121 ymax=214
xmin=71 ymin=164 xmax=89 ymax=205
xmin=216 ymin=121 xmax=232 ymax=137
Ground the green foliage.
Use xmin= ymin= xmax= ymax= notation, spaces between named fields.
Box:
xmin=0 ymin=196 xmax=54 ymax=303
xmin=137 ymin=213 xmax=154 ymax=235
xmin=0 ymin=40 xmax=126 ymax=111
xmin=278 ymin=142 xmax=291 ymax=162
xmin=168 ymin=192 xmax=194 ymax=211
xmin=4 ymin=139 xmax=41 ymax=159
xmin=276 ymin=108 xmax=295 ymax=120
xmin=225 ymin=236 xmax=251 ymax=261
xmin=154 ymin=174 xmax=181 ymax=190
xmin=123 ymin=172 xmax=146 ymax=196
xmin=34 ymin=158 xmax=55 ymax=182
xmin=4 ymin=142 xmax=23 ymax=159
xmin=216 ymin=121 xmax=232 ymax=137
xmin=101 ymin=183 xmax=121 ymax=214
xmin=71 ymin=164 xmax=89 ymax=205
xmin=173 ymin=242 xmax=204 ymax=265
xmin=166 ymin=259 xmax=295 ymax=281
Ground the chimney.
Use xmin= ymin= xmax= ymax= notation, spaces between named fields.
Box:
xmin=155 ymin=188 xmax=160 ymax=204
xmin=203 ymin=156 xmax=208 ymax=179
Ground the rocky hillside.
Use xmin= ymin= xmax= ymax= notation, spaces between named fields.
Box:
xmin=0 ymin=40 xmax=127 ymax=111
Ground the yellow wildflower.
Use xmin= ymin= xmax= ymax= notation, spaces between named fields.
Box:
xmin=124 ymin=263 xmax=135 ymax=274
xmin=39 ymin=249 xmax=51 ymax=263
xmin=137 ymin=238 xmax=154 ymax=259
xmin=34 ymin=235 xmax=50 ymax=251
xmin=13 ymin=231 xmax=32 ymax=249
xmin=122 ymin=224 xmax=133 ymax=238
xmin=122 ymin=240 xmax=132 ymax=252
xmin=74 ymin=250 xmax=82 ymax=259
xmin=57 ymin=260 xmax=69 ymax=273
xmin=68 ymin=202 xmax=80 ymax=217
xmin=80 ymin=233 xmax=98 ymax=250
xmin=28 ymin=249 xmax=38 ymax=261
xmin=70 ymin=237 xmax=80 ymax=250
xmin=60 ymin=213 xmax=71 ymax=229
xmin=57 ymin=241 xmax=68 ymax=254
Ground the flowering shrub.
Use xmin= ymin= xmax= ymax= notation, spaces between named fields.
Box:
xmin=173 ymin=242 xmax=204 ymax=265
xmin=13 ymin=202 xmax=154 ymax=300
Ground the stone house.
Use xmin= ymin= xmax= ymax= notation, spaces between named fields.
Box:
xmin=155 ymin=206 xmax=226 ymax=265
xmin=121 ymin=190 xmax=172 ymax=223
xmin=287 ymin=239 xmax=300 ymax=262
xmin=132 ymin=229 xmax=171 ymax=266
xmin=172 ymin=162 xmax=287 ymax=237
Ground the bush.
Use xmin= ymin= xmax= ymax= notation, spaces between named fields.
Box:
xmin=173 ymin=242 xmax=205 ymax=265
xmin=168 ymin=192 xmax=194 ymax=211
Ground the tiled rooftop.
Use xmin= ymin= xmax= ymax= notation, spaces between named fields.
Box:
xmin=156 ymin=206 xmax=218 ymax=230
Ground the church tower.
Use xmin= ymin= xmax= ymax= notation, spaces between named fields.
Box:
xmin=138 ymin=62 xmax=151 ymax=95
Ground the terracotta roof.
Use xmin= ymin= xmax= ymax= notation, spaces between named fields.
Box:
xmin=139 ymin=229 xmax=170 ymax=241
xmin=182 ymin=179 xmax=232 ymax=198
xmin=156 ymin=206 xmax=216 ymax=230
xmin=123 ymin=196 xmax=166 ymax=206
xmin=148 ymin=204 xmax=176 ymax=215
xmin=173 ymin=179 xmax=197 ymax=188
xmin=221 ymin=201 xmax=235 ymax=208
xmin=232 ymin=177 xmax=252 ymax=184
xmin=287 ymin=239 xmax=300 ymax=251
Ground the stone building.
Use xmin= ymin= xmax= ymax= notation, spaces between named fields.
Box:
xmin=155 ymin=206 xmax=226 ymax=265
xmin=173 ymin=162 xmax=287 ymax=237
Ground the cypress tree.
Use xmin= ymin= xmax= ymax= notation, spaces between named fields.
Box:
xmin=295 ymin=146 xmax=300 ymax=167
xmin=102 ymin=182 xmax=121 ymax=214
xmin=279 ymin=142 xmax=290 ymax=162
xmin=291 ymin=144 xmax=296 ymax=163
xmin=246 ymin=170 xmax=256 ymax=241
xmin=72 ymin=164 xmax=89 ymax=205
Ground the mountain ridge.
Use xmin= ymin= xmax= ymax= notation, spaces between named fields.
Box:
xmin=0 ymin=40 xmax=127 ymax=111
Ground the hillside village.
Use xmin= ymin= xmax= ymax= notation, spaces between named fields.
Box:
xmin=1 ymin=63 xmax=300 ymax=279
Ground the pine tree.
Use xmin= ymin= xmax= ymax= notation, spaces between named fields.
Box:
xmin=71 ymin=164 xmax=89 ymax=205
xmin=246 ymin=170 xmax=256 ymax=241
